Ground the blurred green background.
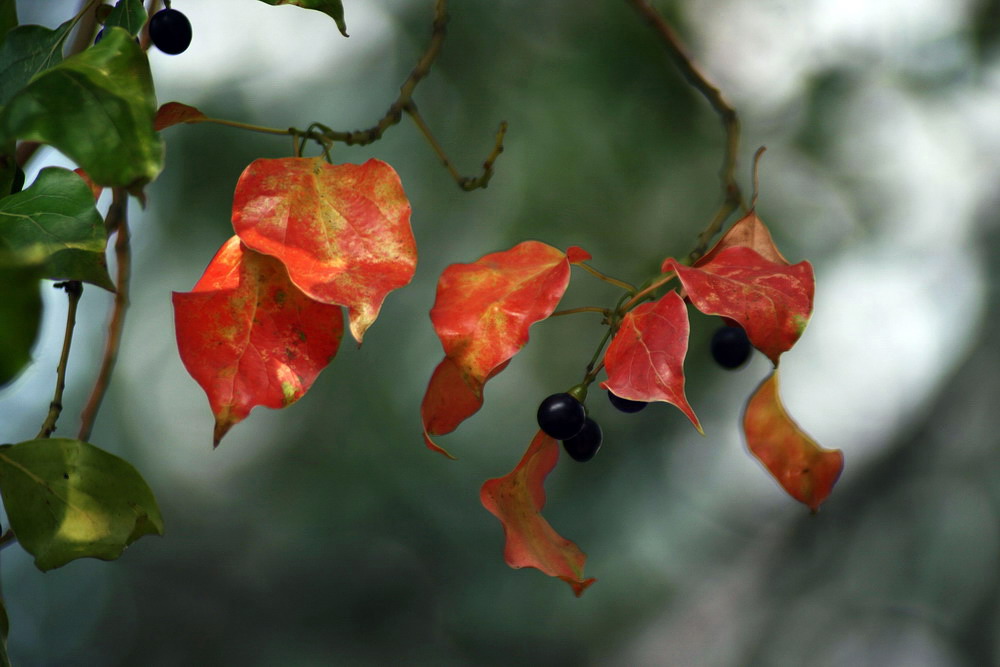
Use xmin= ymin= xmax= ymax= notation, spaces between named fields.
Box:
xmin=3 ymin=0 xmax=1000 ymax=664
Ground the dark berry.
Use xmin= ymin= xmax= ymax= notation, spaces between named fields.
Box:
xmin=149 ymin=8 xmax=192 ymax=55
xmin=711 ymin=325 xmax=752 ymax=369
xmin=537 ymin=393 xmax=586 ymax=440
xmin=607 ymin=390 xmax=647 ymax=413
xmin=562 ymin=417 xmax=603 ymax=462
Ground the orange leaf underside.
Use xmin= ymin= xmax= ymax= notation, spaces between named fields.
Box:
xmin=480 ymin=431 xmax=596 ymax=596
xmin=154 ymin=101 xmax=208 ymax=131
xmin=665 ymin=247 xmax=814 ymax=364
xmin=693 ymin=210 xmax=790 ymax=267
xmin=173 ymin=237 xmax=344 ymax=445
xmin=743 ymin=370 xmax=843 ymax=511
xmin=600 ymin=291 xmax=701 ymax=432
xmin=231 ymin=157 xmax=416 ymax=343
xmin=420 ymin=241 xmax=574 ymax=451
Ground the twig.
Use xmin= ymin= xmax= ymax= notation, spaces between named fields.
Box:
xmin=573 ymin=262 xmax=637 ymax=293
xmin=626 ymin=0 xmax=746 ymax=261
xmin=550 ymin=306 xmax=612 ymax=318
xmin=405 ymin=103 xmax=507 ymax=190
xmin=78 ymin=188 xmax=130 ymax=442
xmin=36 ymin=282 xmax=83 ymax=439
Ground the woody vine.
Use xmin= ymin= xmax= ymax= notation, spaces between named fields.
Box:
xmin=0 ymin=0 xmax=843 ymax=659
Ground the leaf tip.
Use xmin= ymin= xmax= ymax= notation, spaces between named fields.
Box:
xmin=422 ymin=430 xmax=457 ymax=460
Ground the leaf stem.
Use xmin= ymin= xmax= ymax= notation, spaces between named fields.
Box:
xmin=36 ymin=282 xmax=83 ymax=439
xmin=405 ymin=103 xmax=507 ymax=190
xmin=575 ymin=262 xmax=636 ymax=292
xmin=550 ymin=306 xmax=611 ymax=318
xmin=626 ymin=0 xmax=746 ymax=261
xmin=78 ymin=188 xmax=130 ymax=443
xmin=620 ymin=271 xmax=676 ymax=312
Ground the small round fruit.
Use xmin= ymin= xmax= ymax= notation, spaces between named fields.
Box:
xmin=562 ymin=417 xmax=603 ymax=462
xmin=607 ymin=390 xmax=647 ymax=413
xmin=537 ymin=392 xmax=586 ymax=440
xmin=711 ymin=325 xmax=752 ymax=369
xmin=149 ymin=8 xmax=192 ymax=55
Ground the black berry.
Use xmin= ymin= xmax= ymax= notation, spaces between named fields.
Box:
xmin=562 ymin=417 xmax=603 ymax=462
xmin=10 ymin=166 xmax=24 ymax=194
xmin=607 ymin=390 xmax=647 ymax=413
xmin=149 ymin=8 xmax=192 ymax=55
xmin=537 ymin=393 xmax=586 ymax=440
xmin=711 ymin=325 xmax=752 ymax=369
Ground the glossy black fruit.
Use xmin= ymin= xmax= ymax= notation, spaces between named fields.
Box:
xmin=711 ymin=325 xmax=752 ymax=369
xmin=149 ymin=8 xmax=192 ymax=55
xmin=537 ymin=392 xmax=586 ymax=440
xmin=607 ymin=390 xmax=647 ymax=413
xmin=562 ymin=417 xmax=603 ymax=462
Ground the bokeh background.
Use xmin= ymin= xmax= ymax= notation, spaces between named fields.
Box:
xmin=3 ymin=0 xmax=1000 ymax=664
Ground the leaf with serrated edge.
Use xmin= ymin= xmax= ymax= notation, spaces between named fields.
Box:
xmin=0 ymin=438 xmax=163 ymax=571
xmin=420 ymin=241 xmax=574 ymax=455
xmin=600 ymin=290 xmax=701 ymax=431
xmin=154 ymin=101 xmax=207 ymax=131
xmin=0 ymin=167 xmax=113 ymax=289
xmin=743 ymin=370 xmax=843 ymax=511
xmin=481 ymin=430 xmax=596 ymax=596
xmin=231 ymin=157 xmax=415 ymax=344
xmin=664 ymin=247 xmax=814 ymax=364
xmin=0 ymin=27 xmax=163 ymax=190
xmin=173 ymin=237 xmax=344 ymax=445
xmin=257 ymin=0 xmax=348 ymax=37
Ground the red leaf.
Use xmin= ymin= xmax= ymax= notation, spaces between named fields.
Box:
xmin=664 ymin=247 xmax=814 ymax=364
xmin=600 ymin=291 xmax=701 ymax=431
xmin=420 ymin=241 xmax=573 ymax=454
xmin=154 ymin=102 xmax=208 ymax=131
xmin=691 ymin=210 xmax=789 ymax=268
xmin=231 ymin=157 xmax=416 ymax=343
xmin=743 ymin=370 xmax=843 ymax=511
xmin=173 ymin=236 xmax=344 ymax=446
xmin=566 ymin=245 xmax=592 ymax=265
xmin=481 ymin=430 xmax=596 ymax=596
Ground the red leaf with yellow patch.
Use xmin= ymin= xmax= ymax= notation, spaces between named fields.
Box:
xmin=481 ymin=430 xmax=596 ymax=596
xmin=231 ymin=157 xmax=415 ymax=343
xmin=173 ymin=236 xmax=344 ymax=446
xmin=664 ymin=247 xmax=814 ymax=364
xmin=600 ymin=291 xmax=701 ymax=431
xmin=743 ymin=370 xmax=843 ymax=511
xmin=420 ymin=241 xmax=574 ymax=455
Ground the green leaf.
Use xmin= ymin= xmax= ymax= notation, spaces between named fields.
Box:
xmin=258 ymin=0 xmax=348 ymax=37
xmin=0 ymin=249 xmax=43 ymax=387
xmin=0 ymin=19 xmax=72 ymax=107
xmin=0 ymin=27 xmax=164 ymax=192
xmin=104 ymin=0 xmax=148 ymax=37
xmin=0 ymin=167 xmax=114 ymax=290
xmin=0 ymin=438 xmax=164 ymax=572
xmin=0 ymin=0 xmax=17 ymax=41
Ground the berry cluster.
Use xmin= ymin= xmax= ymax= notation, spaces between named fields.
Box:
xmin=536 ymin=322 xmax=753 ymax=462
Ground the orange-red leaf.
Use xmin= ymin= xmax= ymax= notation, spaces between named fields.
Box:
xmin=743 ymin=370 xmax=843 ymax=511
xmin=664 ymin=247 xmax=814 ymax=364
xmin=154 ymin=101 xmax=208 ymax=131
xmin=692 ymin=210 xmax=789 ymax=267
xmin=480 ymin=430 xmax=596 ymax=596
xmin=600 ymin=291 xmax=701 ymax=431
xmin=173 ymin=236 xmax=344 ymax=446
xmin=420 ymin=241 xmax=573 ymax=454
xmin=231 ymin=157 xmax=415 ymax=343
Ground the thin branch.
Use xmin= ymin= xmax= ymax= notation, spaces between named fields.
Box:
xmin=549 ymin=306 xmax=612 ymax=318
xmin=405 ymin=103 xmax=507 ymax=190
xmin=36 ymin=281 xmax=83 ymax=439
xmin=78 ymin=188 xmax=130 ymax=442
xmin=627 ymin=0 xmax=745 ymax=261
xmin=574 ymin=262 xmax=637 ymax=293
xmin=620 ymin=270 xmax=676 ymax=312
